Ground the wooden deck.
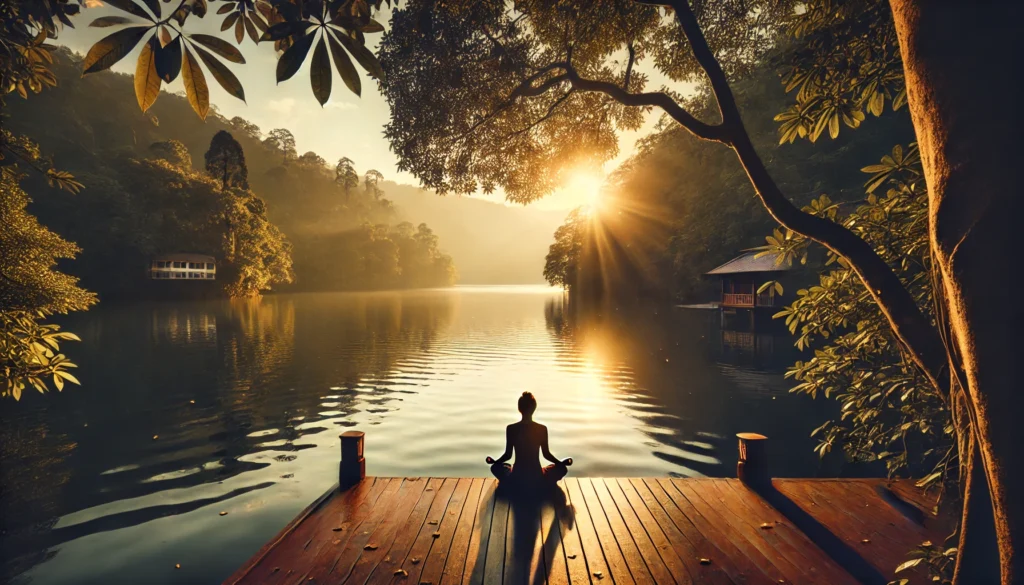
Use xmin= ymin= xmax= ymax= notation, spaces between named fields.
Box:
xmin=225 ymin=477 xmax=944 ymax=585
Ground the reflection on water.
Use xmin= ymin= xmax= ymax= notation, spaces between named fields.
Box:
xmin=1 ymin=286 xmax=830 ymax=585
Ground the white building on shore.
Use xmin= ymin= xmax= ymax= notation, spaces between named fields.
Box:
xmin=149 ymin=253 xmax=217 ymax=280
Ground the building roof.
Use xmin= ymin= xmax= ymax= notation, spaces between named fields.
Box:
xmin=705 ymin=250 xmax=791 ymax=275
xmin=153 ymin=253 xmax=216 ymax=263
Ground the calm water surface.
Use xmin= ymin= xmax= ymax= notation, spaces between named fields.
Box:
xmin=1 ymin=286 xmax=832 ymax=584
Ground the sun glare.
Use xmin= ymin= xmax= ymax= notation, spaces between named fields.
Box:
xmin=566 ymin=170 xmax=606 ymax=212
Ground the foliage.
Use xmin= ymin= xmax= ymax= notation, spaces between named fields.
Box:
xmin=543 ymin=207 xmax=587 ymax=289
xmin=774 ymin=0 xmax=905 ymax=144
xmin=763 ymin=144 xmax=952 ymax=484
xmin=0 ymin=165 xmax=95 ymax=399
xmin=7 ymin=0 xmax=389 ymax=120
xmin=149 ymin=139 xmax=192 ymax=168
xmin=205 ymin=130 xmax=249 ymax=190
xmin=378 ymin=0 xmax=797 ymax=204
xmin=889 ymin=540 xmax=957 ymax=585
xmin=1 ymin=311 xmax=82 ymax=400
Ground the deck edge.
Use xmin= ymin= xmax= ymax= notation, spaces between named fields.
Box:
xmin=221 ymin=482 xmax=343 ymax=585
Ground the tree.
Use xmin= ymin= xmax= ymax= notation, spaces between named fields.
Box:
xmin=0 ymin=164 xmax=94 ymax=400
xmin=375 ymin=1 xmax=1018 ymax=580
xmin=229 ymin=116 xmax=262 ymax=141
xmin=297 ymin=151 xmax=328 ymax=169
xmin=335 ymin=156 xmax=359 ymax=195
xmin=148 ymin=139 xmax=192 ymax=169
xmin=263 ymin=128 xmax=297 ymax=164
xmin=205 ymin=130 xmax=249 ymax=190
xmin=364 ymin=169 xmax=384 ymax=199
xmin=543 ymin=208 xmax=587 ymax=290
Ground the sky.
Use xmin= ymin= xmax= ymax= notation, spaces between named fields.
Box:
xmin=58 ymin=3 xmax=685 ymax=211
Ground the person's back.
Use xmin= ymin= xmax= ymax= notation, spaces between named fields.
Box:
xmin=487 ymin=392 xmax=572 ymax=493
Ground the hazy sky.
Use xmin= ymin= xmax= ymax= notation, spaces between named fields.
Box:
xmin=58 ymin=4 xmax=685 ymax=211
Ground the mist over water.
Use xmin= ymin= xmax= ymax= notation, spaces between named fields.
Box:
xmin=1 ymin=286 xmax=828 ymax=585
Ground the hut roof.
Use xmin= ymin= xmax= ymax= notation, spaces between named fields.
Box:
xmin=705 ymin=250 xmax=791 ymax=275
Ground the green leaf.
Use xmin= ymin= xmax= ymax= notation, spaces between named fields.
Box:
xmin=83 ymin=26 xmax=151 ymax=75
xmin=217 ymin=3 xmax=236 ymax=15
xmin=189 ymin=34 xmax=246 ymax=63
xmin=276 ymin=29 xmax=316 ymax=83
xmin=89 ymin=16 xmax=137 ymax=27
xmin=334 ymin=31 xmax=384 ymax=80
xmin=181 ymin=47 xmax=210 ymax=119
xmin=327 ymin=31 xmax=360 ymax=96
xmin=155 ymin=36 xmax=182 ymax=82
xmin=53 ymin=374 xmax=64 ymax=391
xmin=310 ymin=34 xmax=332 ymax=106
xmin=193 ymin=45 xmax=246 ymax=103
xmin=134 ymin=36 xmax=161 ymax=112
xmin=103 ymin=0 xmax=154 ymax=20
xmin=774 ymin=281 xmax=784 ymax=295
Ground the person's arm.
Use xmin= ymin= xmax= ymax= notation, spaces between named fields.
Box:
xmin=487 ymin=426 xmax=514 ymax=465
xmin=541 ymin=426 xmax=571 ymax=465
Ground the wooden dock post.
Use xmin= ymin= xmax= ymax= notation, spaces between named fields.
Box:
xmin=736 ymin=432 xmax=770 ymax=487
xmin=340 ymin=431 xmax=365 ymax=487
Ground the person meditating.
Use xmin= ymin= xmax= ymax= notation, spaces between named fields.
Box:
xmin=487 ymin=392 xmax=572 ymax=494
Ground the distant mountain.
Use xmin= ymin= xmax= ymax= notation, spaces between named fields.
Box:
xmin=384 ymin=182 xmax=567 ymax=284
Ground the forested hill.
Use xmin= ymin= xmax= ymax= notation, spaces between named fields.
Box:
xmin=4 ymin=49 xmax=561 ymax=294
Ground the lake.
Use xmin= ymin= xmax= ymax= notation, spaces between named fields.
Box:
xmin=0 ymin=286 xmax=834 ymax=584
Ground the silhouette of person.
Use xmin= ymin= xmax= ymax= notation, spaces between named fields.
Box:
xmin=487 ymin=392 xmax=572 ymax=494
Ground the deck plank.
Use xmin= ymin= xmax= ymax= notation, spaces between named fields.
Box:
xmin=590 ymin=478 xmax=659 ymax=584
xmin=671 ymin=479 xmax=801 ymax=584
xmin=625 ymin=479 xmax=733 ymax=585
xmin=609 ymin=478 xmax=694 ymax=585
xmin=552 ymin=482 xmax=592 ymax=585
xmin=391 ymin=477 xmax=460 ymax=584
xmin=483 ymin=495 xmax=511 ymax=585
xmin=421 ymin=478 xmax=475 ymax=585
xmin=357 ymin=477 xmax=444 ymax=584
xmin=464 ymin=480 xmax=499 ymax=585
xmin=713 ymin=479 xmax=858 ymax=585
xmin=647 ymin=478 xmax=778 ymax=585
xmin=539 ymin=487 xmax=570 ymax=585
xmin=239 ymin=477 xmax=393 ymax=585
xmin=568 ymin=478 xmax=631 ymax=585
xmin=562 ymin=479 xmax=611 ymax=584
xmin=441 ymin=478 xmax=486 ymax=585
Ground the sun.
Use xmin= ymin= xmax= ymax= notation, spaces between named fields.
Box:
xmin=565 ymin=170 xmax=606 ymax=211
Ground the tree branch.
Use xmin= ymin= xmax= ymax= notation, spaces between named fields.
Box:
xmin=508 ymin=90 xmax=575 ymax=138
xmin=663 ymin=0 xmax=949 ymax=393
xmin=563 ymin=66 xmax=728 ymax=142
xmin=624 ymin=42 xmax=636 ymax=89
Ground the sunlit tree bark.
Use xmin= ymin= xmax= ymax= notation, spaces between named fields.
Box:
xmin=891 ymin=1 xmax=1024 ymax=582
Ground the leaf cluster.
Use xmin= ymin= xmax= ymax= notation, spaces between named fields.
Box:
xmin=764 ymin=144 xmax=952 ymax=484
xmin=774 ymin=0 xmax=906 ymax=144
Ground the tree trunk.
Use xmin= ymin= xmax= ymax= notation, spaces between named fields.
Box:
xmin=891 ymin=1 xmax=1024 ymax=582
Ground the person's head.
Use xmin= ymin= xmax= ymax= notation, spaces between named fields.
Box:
xmin=517 ymin=391 xmax=537 ymax=417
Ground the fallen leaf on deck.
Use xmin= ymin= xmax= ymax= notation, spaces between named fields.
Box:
xmin=432 ymin=532 xmax=441 ymax=538
xmin=332 ymin=527 xmax=343 ymax=531
xmin=364 ymin=544 xmax=378 ymax=550
xmin=760 ymin=522 xmax=773 ymax=529
xmin=428 ymin=520 xmax=438 ymax=525
xmin=700 ymin=558 xmax=712 ymax=565
xmin=861 ymin=539 xmax=871 ymax=544
xmin=153 ymin=435 xmax=159 ymax=440
xmin=175 ymin=564 xmax=181 ymax=569
xmin=567 ymin=554 xmax=577 ymax=559
xmin=593 ymin=571 xmax=603 ymax=579
xmin=219 ymin=511 xmax=228 ymax=516
xmin=411 ymin=558 xmax=420 ymax=564
xmin=394 ymin=569 xmax=407 ymax=576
